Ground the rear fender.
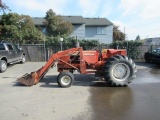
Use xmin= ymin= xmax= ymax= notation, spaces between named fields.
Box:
xmin=102 ymin=49 xmax=127 ymax=59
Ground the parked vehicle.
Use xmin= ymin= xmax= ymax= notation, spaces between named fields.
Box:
xmin=18 ymin=47 xmax=136 ymax=87
xmin=144 ymin=48 xmax=160 ymax=63
xmin=0 ymin=42 xmax=25 ymax=73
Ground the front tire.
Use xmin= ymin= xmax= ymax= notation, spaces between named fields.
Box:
xmin=57 ymin=71 xmax=74 ymax=88
xmin=144 ymin=56 xmax=150 ymax=63
xmin=0 ymin=60 xmax=7 ymax=73
xmin=104 ymin=55 xmax=136 ymax=87
xmin=20 ymin=55 xmax=25 ymax=64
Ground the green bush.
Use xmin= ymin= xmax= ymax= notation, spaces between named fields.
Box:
xmin=109 ymin=41 xmax=143 ymax=60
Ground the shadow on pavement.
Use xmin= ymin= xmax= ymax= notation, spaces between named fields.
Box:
xmin=39 ymin=74 xmax=106 ymax=88
xmin=13 ymin=73 xmax=106 ymax=88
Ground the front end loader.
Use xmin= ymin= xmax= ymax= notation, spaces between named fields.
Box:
xmin=17 ymin=47 xmax=136 ymax=87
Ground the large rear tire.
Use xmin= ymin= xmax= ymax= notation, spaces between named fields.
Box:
xmin=104 ymin=55 xmax=136 ymax=87
xmin=57 ymin=71 xmax=74 ymax=88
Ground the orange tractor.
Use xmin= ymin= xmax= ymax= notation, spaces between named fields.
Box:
xmin=17 ymin=47 xmax=136 ymax=87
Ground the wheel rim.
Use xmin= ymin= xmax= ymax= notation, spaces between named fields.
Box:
xmin=2 ymin=62 xmax=7 ymax=71
xmin=112 ymin=63 xmax=130 ymax=82
xmin=22 ymin=56 xmax=25 ymax=62
xmin=61 ymin=75 xmax=71 ymax=86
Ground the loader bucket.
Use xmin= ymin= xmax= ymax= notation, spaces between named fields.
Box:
xmin=17 ymin=72 xmax=39 ymax=86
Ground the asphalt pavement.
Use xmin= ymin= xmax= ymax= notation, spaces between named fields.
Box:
xmin=0 ymin=61 xmax=160 ymax=120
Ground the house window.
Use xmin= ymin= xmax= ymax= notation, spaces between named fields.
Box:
xmin=42 ymin=27 xmax=47 ymax=34
xmin=97 ymin=27 xmax=106 ymax=34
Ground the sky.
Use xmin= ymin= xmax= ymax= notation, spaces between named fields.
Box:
xmin=2 ymin=0 xmax=160 ymax=40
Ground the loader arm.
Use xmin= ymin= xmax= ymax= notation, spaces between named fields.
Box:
xmin=17 ymin=47 xmax=82 ymax=86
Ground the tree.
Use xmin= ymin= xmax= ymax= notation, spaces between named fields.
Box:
xmin=44 ymin=9 xmax=73 ymax=37
xmin=0 ymin=0 xmax=11 ymax=13
xmin=113 ymin=25 xmax=125 ymax=41
xmin=135 ymin=35 xmax=140 ymax=40
xmin=0 ymin=13 xmax=44 ymax=44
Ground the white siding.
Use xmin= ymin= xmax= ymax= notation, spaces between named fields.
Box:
xmin=70 ymin=24 xmax=85 ymax=40
xmin=85 ymin=25 xmax=113 ymax=43
xmin=69 ymin=24 xmax=113 ymax=43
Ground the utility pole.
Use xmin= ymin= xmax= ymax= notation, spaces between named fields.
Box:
xmin=43 ymin=35 xmax=46 ymax=61
xmin=76 ymin=35 xmax=79 ymax=47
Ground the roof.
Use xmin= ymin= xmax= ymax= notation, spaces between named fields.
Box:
xmin=32 ymin=16 xmax=85 ymax=25
xmin=32 ymin=16 xmax=112 ymax=26
xmin=0 ymin=15 xmax=112 ymax=26
xmin=32 ymin=17 xmax=46 ymax=25
xmin=144 ymin=37 xmax=160 ymax=45
xmin=84 ymin=18 xmax=112 ymax=26
xmin=62 ymin=16 xmax=85 ymax=24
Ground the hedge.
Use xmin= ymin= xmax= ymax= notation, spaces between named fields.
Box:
xmin=109 ymin=41 xmax=143 ymax=60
